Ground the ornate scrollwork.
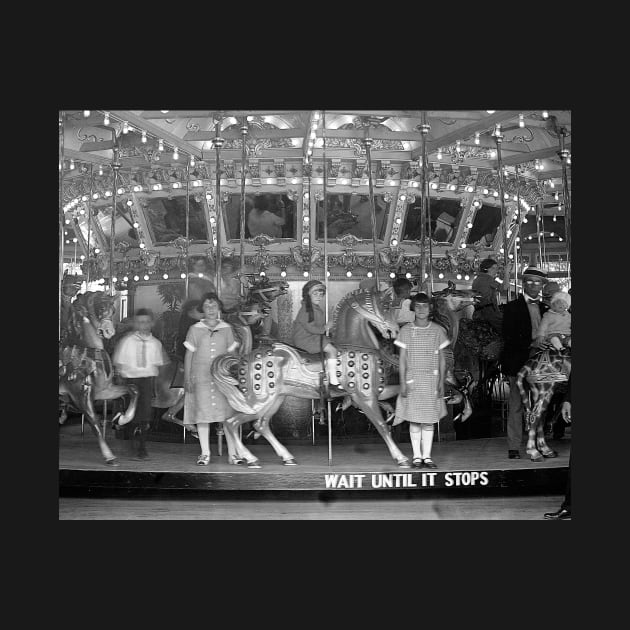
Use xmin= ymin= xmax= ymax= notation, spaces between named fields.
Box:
xmin=291 ymin=245 xmax=321 ymax=270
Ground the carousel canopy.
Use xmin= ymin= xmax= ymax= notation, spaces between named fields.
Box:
xmin=59 ymin=110 xmax=571 ymax=284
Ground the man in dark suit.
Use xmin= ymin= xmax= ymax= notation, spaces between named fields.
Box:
xmin=544 ymin=376 xmax=571 ymax=519
xmin=501 ymin=267 xmax=552 ymax=459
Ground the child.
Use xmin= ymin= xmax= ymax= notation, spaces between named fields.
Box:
xmin=537 ymin=291 xmax=571 ymax=351
xmin=291 ymin=280 xmax=341 ymax=388
xmin=391 ymin=277 xmax=415 ymax=325
xmin=393 ymin=293 xmax=449 ymax=469
xmin=113 ymin=308 xmax=169 ymax=459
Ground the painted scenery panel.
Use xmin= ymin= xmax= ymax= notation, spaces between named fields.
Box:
xmin=315 ymin=193 xmax=390 ymax=240
xmin=224 ymin=193 xmax=296 ymax=240
xmin=142 ymin=195 xmax=208 ymax=244
xmin=466 ymin=203 xmax=502 ymax=246
xmin=402 ymin=197 xmax=463 ymax=243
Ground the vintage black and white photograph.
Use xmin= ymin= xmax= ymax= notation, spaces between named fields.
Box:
xmin=58 ymin=110 xmax=572 ymax=520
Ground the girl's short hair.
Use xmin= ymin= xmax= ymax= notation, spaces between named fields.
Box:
xmin=196 ymin=292 xmax=224 ymax=313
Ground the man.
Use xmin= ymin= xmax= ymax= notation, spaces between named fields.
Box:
xmin=544 ymin=377 xmax=571 ymax=519
xmin=472 ymin=258 xmax=508 ymax=333
xmin=501 ymin=266 xmax=551 ymax=459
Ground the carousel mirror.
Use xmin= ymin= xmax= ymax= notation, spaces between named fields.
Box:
xmin=142 ymin=194 xmax=209 ymax=244
xmin=465 ymin=202 xmax=502 ymax=246
xmin=315 ymin=193 xmax=391 ymax=240
xmin=94 ymin=200 xmax=141 ymax=249
xmin=223 ymin=192 xmax=297 ymax=240
xmin=401 ymin=197 xmax=463 ymax=243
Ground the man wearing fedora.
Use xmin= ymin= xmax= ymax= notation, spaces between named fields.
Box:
xmin=501 ymin=267 xmax=553 ymax=460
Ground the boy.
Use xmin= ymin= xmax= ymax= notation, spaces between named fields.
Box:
xmin=113 ymin=308 xmax=169 ymax=459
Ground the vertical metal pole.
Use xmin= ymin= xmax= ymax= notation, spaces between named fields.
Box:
xmin=103 ymin=400 xmax=108 ymax=436
xmin=214 ymin=119 xmax=224 ymax=298
xmin=240 ymin=118 xmax=248 ymax=286
xmin=420 ymin=112 xmax=433 ymax=294
xmin=364 ymin=136 xmax=380 ymax=288
xmin=185 ymin=162 xmax=190 ymax=298
xmin=512 ymin=165 xmax=521 ymax=300
xmin=494 ymin=127 xmax=509 ymax=276
xmin=558 ymin=131 xmax=571 ymax=288
xmin=109 ymin=143 xmax=121 ymax=297
xmin=59 ymin=112 xmax=65 ymax=342
xmin=327 ymin=399 xmax=332 ymax=466
xmin=86 ymin=164 xmax=94 ymax=287
xmin=536 ymin=201 xmax=544 ymax=269
xmin=322 ymin=111 xmax=329 ymax=312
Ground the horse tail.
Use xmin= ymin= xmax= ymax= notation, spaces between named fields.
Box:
xmin=211 ymin=354 xmax=257 ymax=415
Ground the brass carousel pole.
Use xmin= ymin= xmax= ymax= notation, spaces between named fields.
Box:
xmin=493 ymin=124 xmax=510 ymax=297
xmin=363 ymin=136 xmax=380 ymax=288
xmin=109 ymin=136 xmax=121 ymax=297
xmin=240 ymin=117 xmax=248 ymax=291
xmin=536 ymin=200 xmax=544 ymax=269
xmin=558 ymin=129 xmax=571 ymax=287
xmin=513 ymin=164 xmax=521 ymax=297
xmin=419 ymin=112 xmax=431 ymax=294
xmin=184 ymin=160 xmax=190 ymax=298
xmin=213 ymin=118 xmax=224 ymax=298
xmin=59 ymin=111 xmax=65 ymax=342
xmin=322 ymin=111 xmax=333 ymax=467
xmin=85 ymin=163 xmax=94 ymax=287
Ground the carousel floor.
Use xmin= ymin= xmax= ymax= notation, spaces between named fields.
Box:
xmin=59 ymin=424 xmax=570 ymax=494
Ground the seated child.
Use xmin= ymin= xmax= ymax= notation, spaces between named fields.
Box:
xmin=537 ymin=291 xmax=571 ymax=351
xmin=291 ymin=280 xmax=341 ymax=388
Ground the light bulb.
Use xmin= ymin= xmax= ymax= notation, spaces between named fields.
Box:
xmin=474 ymin=132 xmax=480 ymax=145
xmin=303 ymin=271 xmax=309 ymax=278
xmin=126 ymin=199 xmax=133 ymax=206
xmin=123 ymin=276 xmax=129 ymax=282
xmin=280 ymin=270 xmax=287 ymax=278
xmin=163 ymin=273 xmax=169 ymax=280
xmin=133 ymin=275 xmax=140 ymax=282
xmin=190 ymin=156 xmax=195 ymax=166
xmin=367 ymin=271 xmax=373 ymax=278
xmin=139 ymin=242 xmax=145 ymax=249
xmin=553 ymin=215 xmax=557 ymax=222
xmin=519 ymin=113 xmax=524 ymax=128
xmin=122 ymin=121 xmax=129 ymax=134
xmin=464 ymin=275 xmax=470 ymax=281
xmin=98 ymin=165 xmax=103 ymax=176
xmin=346 ymin=271 xmax=352 ymax=277
xmin=112 ymin=277 xmax=118 ymax=283
xmin=389 ymin=272 xmax=396 ymax=279
xmin=83 ymin=110 xmax=90 ymax=118
xmin=438 ymin=273 xmax=444 ymax=279
xmin=117 ymin=187 xmax=125 ymax=194
xmin=486 ymin=110 xmax=496 ymax=114
xmin=467 ymin=222 xmax=473 ymax=229
xmin=143 ymin=274 xmax=149 ymax=281
xmin=391 ymin=239 xmax=398 ymax=246
xmin=103 ymin=112 xmax=110 ymax=125
xmin=94 ymin=248 xmax=100 ymax=254
xmin=141 ymin=131 xmax=147 ymax=143
xmin=158 ymin=139 xmax=164 ymax=152
xmin=437 ymin=149 xmax=443 ymax=160
xmin=542 ymin=111 xmax=549 ymax=119
xmin=69 ymin=159 xmax=75 ymax=170
xmin=456 ymin=274 xmax=462 ymax=280
xmin=173 ymin=147 xmax=179 ymax=160
xmin=405 ymin=273 xmax=412 ymax=279
xmin=160 ymin=110 xmax=169 ymax=114
xmin=181 ymin=273 xmax=186 ymax=279
xmin=133 ymin=222 xmax=139 ymax=228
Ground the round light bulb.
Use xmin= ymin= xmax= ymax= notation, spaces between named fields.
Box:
xmin=133 ymin=275 xmax=139 ymax=282
xmin=367 ymin=271 xmax=373 ymax=278
xmin=280 ymin=270 xmax=287 ymax=278
xmin=303 ymin=271 xmax=309 ymax=278
xmin=456 ymin=274 xmax=462 ymax=280
xmin=346 ymin=271 xmax=352 ymax=277
xmin=163 ymin=274 xmax=169 ymax=279
xmin=181 ymin=273 xmax=186 ymax=279
xmin=123 ymin=276 xmax=129 ymax=282
xmin=143 ymin=274 xmax=149 ymax=281
xmin=464 ymin=275 xmax=470 ymax=281
xmin=83 ymin=110 xmax=90 ymax=118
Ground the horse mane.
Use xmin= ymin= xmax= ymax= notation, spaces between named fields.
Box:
xmin=330 ymin=288 xmax=378 ymax=337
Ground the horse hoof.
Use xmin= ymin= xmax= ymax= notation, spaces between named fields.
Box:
xmin=528 ymin=453 xmax=544 ymax=462
xmin=397 ymin=460 xmax=411 ymax=469
xmin=105 ymin=458 xmax=119 ymax=467
xmin=247 ymin=461 xmax=262 ymax=469
xmin=542 ymin=451 xmax=558 ymax=458
xmin=282 ymin=459 xmax=298 ymax=466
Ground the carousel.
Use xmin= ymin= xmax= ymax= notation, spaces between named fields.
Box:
xmin=58 ymin=109 xmax=571 ymax=494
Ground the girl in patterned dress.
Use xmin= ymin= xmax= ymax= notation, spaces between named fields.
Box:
xmin=184 ymin=293 xmax=239 ymax=465
xmin=393 ymin=293 xmax=450 ymax=469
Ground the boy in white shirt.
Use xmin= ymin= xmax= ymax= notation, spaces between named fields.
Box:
xmin=113 ymin=308 xmax=169 ymax=459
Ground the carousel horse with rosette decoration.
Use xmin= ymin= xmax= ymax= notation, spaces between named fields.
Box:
xmin=211 ymin=288 xmax=408 ymax=468
xmin=516 ymin=347 xmax=571 ymax=461
xmin=59 ymin=292 xmax=139 ymax=465
xmin=156 ymin=277 xmax=289 ymax=429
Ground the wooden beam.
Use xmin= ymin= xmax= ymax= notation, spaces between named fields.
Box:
xmin=413 ymin=111 xmax=518 ymax=159
xmin=110 ymin=110 xmax=204 ymax=158
xmin=494 ymin=142 xmax=571 ymax=167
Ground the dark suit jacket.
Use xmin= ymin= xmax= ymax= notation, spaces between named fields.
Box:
xmin=501 ymin=294 xmax=549 ymax=376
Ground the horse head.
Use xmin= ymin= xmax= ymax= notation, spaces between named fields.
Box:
xmin=332 ymin=289 xmax=399 ymax=349
xmin=248 ymin=277 xmax=289 ymax=304
xmin=88 ymin=292 xmax=116 ymax=339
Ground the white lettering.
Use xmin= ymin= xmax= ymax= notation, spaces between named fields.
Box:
xmin=324 ymin=474 xmax=339 ymax=488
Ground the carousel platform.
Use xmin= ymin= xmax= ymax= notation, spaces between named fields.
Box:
xmin=59 ymin=423 xmax=570 ymax=495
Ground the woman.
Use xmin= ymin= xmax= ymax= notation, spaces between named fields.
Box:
xmin=291 ymin=280 xmax=341 ymax=388
xmin=393 ymin=293 xmax=449 ymax=469
xmin=183 ymin=292 xmax=239 ymax=465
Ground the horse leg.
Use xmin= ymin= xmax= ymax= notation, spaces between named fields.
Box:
xmin=162 ymin=391 xmax=185 ymax=423
xmin=224 ymin=413 xmax=261 ymax=466
xmin=535 ymin=385 xmax=558 ymax=458
xmin=80 ymin=386 xmax=118 ymax=465
xmin=112 ymin=384 xmax=139 ymax=427
xmin=59 ymin=404 xmax=68 ymax=425
xmin=251 ymin=396 xmax=297 ymax=465
xmin=353 ymin=395 xmax=410 ymax=467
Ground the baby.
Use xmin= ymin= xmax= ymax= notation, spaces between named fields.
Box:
xmin=537 ymin=291 xmax=571 ymax=351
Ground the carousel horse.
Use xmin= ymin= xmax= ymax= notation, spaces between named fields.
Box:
xmin=516 ymin=347 xmax=571 ymax=462
xmin=59 ymin=292 xmax=139 ymax=465
xmin=156 ymin=277 xmax=288 ymax=428
xmin=211 ymin=288 xmax=409 ymax=468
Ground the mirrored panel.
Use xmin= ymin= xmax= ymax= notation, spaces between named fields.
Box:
xmin=402 ymin=197 xmax=463 ymax=243
xmin=143 ymin=195 xmax=209 ymax=244
xmin=224 ymin=193 xmax=297 ymax=240
xmin=315 ymin=193 xmax=391 ymax=240
xmin=466 ymin=203 xmax=501 ymax=246
xmin=95 ymin=200 xmax=141 ymax=249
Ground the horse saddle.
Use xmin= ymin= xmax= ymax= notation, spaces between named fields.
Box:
xmin=300 ymin=353 xmax=324 ymax=373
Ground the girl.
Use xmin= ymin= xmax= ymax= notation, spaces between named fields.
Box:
xmin=393 ymin=293 xmax=449 ymax=469
xmin=291 ymin=280 xmax=341 ymax=388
